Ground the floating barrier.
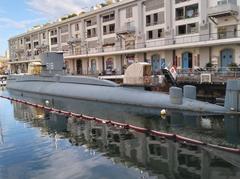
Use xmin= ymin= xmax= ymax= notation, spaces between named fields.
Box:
xmin=0 ymin=95 xmax=239 ymax=154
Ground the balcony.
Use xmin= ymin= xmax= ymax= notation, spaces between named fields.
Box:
xmin=67 ymin=37 xmax=81 ymax=45
xmin=63 ymin=30 xmax=240 ymax=58
xmin=86 ymin=21 xmax=97 ymax=27
xmin=102 ymin=16 xmax=115 ymax=23
xmin=208 ymin=3 xmax=239 ymax=18
xmin=117 ymin=24 xmax=135 ymax=35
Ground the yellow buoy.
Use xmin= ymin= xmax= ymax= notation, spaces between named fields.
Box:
xmin=160 ymin=109 xmax=167 ymax=116
xmin=45 ymin=100 xmax=50 ymax=106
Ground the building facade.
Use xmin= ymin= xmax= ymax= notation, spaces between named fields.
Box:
xmin=8 ymin=0 xmax=240 ymax=75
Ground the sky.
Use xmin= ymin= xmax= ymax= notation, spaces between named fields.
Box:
xmin=0 ymin=0 xmax=104 ymax=56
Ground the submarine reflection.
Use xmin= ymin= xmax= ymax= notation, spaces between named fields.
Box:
xmin=10 ymin=90 xmax=240 ymax=147
xmin=12 ymin=100 xmax=240 ymax=179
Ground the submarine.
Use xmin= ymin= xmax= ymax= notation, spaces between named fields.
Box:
xmin=6 ymin=52 xmax=240 ymax=114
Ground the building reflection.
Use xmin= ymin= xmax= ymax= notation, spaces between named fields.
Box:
xmin=12 ymin=101 xmax=240 ymax=179
xmin=13 ymin=102 xmax=68 ymax=137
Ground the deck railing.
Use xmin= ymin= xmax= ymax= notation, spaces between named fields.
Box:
xmin=176 ymin=67 xmax=240 ymax=83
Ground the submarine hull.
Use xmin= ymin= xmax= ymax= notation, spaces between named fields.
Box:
xmin=6 ymin=75 xmax=227 ymax=114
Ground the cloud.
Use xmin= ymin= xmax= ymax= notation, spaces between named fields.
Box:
xmin=0 ymin=17 xmax=45 ymax=29
xmin=25 ymin=0 xmax=104 ymax=19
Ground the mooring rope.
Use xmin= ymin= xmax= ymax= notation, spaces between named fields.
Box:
xmin=0 ymin=95 xmax=240 ymax=154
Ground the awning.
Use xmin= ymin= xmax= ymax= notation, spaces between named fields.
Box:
xmin=29 ymin=62 xmax=42 ymax=66
xmin=8 ymin=59 xmax=41 ymax=64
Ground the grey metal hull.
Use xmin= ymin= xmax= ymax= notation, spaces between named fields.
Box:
xmin=7 ymin=75 xmax=227 ymax=114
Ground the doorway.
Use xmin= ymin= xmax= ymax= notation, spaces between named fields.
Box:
xmin=182 ymin=52 xmax=193 ymax=69
xmin=76 ymin=59 xmax=82 ymax=75
xmin=221 ymin=49 xmax=234 ymax=68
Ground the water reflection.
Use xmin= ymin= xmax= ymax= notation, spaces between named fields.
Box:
xmin=0 ymin=120 xmax=4 ymax=144
xmin=10 ymin=95 xmax=240 ymax=179
xmin=9 ymin=90 xmax=240 ymax=148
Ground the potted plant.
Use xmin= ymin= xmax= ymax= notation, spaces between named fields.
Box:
xmin=205 ymin=62 xmax=213 ymax=71
xmin=228 ymin=62 xmax=238 ymax=71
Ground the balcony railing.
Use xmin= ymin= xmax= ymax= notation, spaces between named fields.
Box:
xmin=86 ymin=21 xmax=97 ymax=27
xmin=117 ymin=25 xmax=136 ymax=34
xmin=218 ymin=31 xmax=237 ymax=39
xmin=61 ymin=30 xmax=240 ymax=57
xmin=102 ymin=16 xmax=115 ymax=23
xmin=176 ymin=12 xmax=198 ymax=20
xmin=208 ymin=3 xmax=239 ymax=17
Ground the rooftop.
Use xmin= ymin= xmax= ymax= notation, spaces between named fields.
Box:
xmin=8 ymin=0 xmax=136 ymax=41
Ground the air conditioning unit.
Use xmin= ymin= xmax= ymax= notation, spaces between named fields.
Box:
xmin=200 ymin=73 xmax=212 ymax=83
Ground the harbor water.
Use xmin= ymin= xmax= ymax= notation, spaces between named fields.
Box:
xmin=0 ymin=88 xmax=240 ymax=179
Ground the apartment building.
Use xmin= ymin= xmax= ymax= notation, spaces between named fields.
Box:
xmin=9 ymin=0 xmax=240 ymax=75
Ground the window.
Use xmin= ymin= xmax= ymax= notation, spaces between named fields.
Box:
xmin=158 ymin=29 xmax=163 ymax=38
xmin=75 ymin=23 xmax=79 ymax=31
xmin=50 ymin=29 xmax=57 ymax=36
xmin=185 ymin=4 xmax=198 ymax=18
xmin=146 ymin=15 xmax=151 ymax=26
xmin=109 ymin=24 xmax=115 ymax=33
xmin=87 ymin=29 xmax=91 ymax=38
xmin=176 ymin=8 xmax=184 ymax=20
xmin=42 ymin=33 xmax=46 ymax=39
xmin=177 ymin=25 xmax=186 ymax=35
xmin=103 ymin=13 xmax=115 ymax=22
xmin=176 ymin=4 xmax=198 ymax=20
xmin=153 ymin=13 xmax=158 ymax=24
xmin=33 ymin=41 xmax=39 ymax=48
xmin=103 ymin=26 xmax=107 ymax=35
xmin=148 ymin=31 xmax=153 ymax=39
xmin=110 ymin=13 xmax=115 ymax=19
xmin=20 ymin=39 xmax=23 ymax=44
xmin=25 ymin=37 xmax=30 ymax=42
xmin=86 ymin=20 xmax=92 ymax=27
xmin=187 ymin=23 xmax=198 ymax=34
xmin=126 ymin=7 xmax=133 ymax=18
xmin=92 ymin=28 xmax=96 ymax=37
xmin=27 ymin=44 xmax=31 ymax=49
xmin=51 ymin=37 xmax=58 ymax=45
xmin=86 ymin=18 xmax=97 ymax=26
xmin=87 ymin=28 xmax=97 ymax=38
